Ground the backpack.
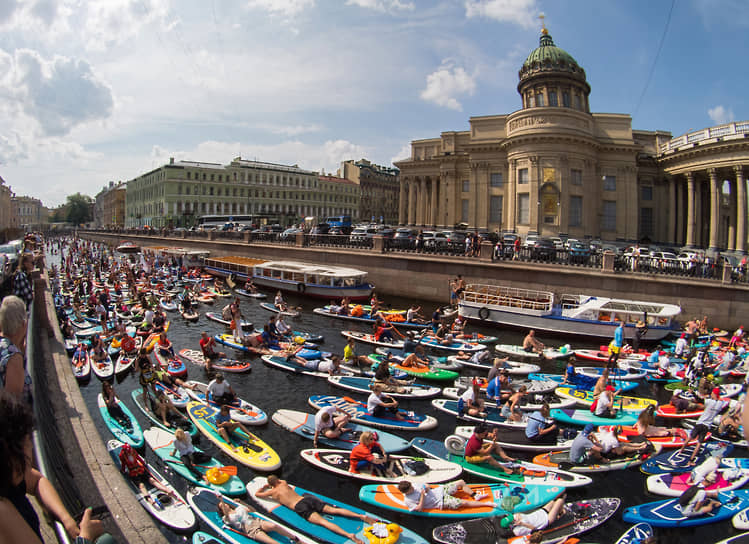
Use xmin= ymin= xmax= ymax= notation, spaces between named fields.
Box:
xmin=678 ymin=485 xmax=701 ymax=507
xmin=404 ymin=460 xmax=429 ymax=475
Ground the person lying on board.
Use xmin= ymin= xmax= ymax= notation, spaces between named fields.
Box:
xmin=496 ymin=494 xmax=567 ymax=540
xmin=397 ymin=479 xmax=494 ymax=512
xmin=218 ymin=496 xmax=300 ymax=544
xmin=255 ymin=475 xmax=374 ymax=544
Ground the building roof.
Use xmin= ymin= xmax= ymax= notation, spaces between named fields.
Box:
xmin=319 ymin=175 xmax=357 ymax=185
xmin=519 ymin=29 xmax=587 ymax=84
xmin=230 ymin=157 xmax=316 ymax=175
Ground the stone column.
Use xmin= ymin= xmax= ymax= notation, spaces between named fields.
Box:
xmin=419 ymin=178 xmax=427 ymax=226
xmin=506 ymin=160 xmax=516 ymax=231
xmin=668 ymin=176 xmax=676 ymax=244
xmin=728 ymin=177 xmax=737 ymax=252
xmin=430 ymin=177 xmax=439 ymax=228
xmin=398 ymin=178 xmax=407 ymax=225
xmin=708 ymin=168 xmax=720 ymax=251
xmin=685 ymin=172 xmax=696 ymax=248
xmin=529 ymin=156 xmax=540 ymax=232
xmin=737 ymin=166 xmax=747 ymax=254
xmin=675 ymin=179 xmax=683 ymax=245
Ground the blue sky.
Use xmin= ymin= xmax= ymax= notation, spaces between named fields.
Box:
xmin=0 ymin=0 xmax=747 ymax=207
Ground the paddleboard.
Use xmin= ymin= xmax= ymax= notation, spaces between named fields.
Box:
xmin=575 ymin=366 xmax=648 ymax=381
xmin=309 ymin=394 xmax=438 ymax=431
xmin=452 ymin=426 xmax=576 ymax=453
xmin=368 ymin=354 xmax=460 ymax=381
xmin=554 ymin=387 xmax=657 ymax=412
xmin=71 ymin=347 xmax=91 ymax=380
xmin=495 ymin=344 xmax=572 ymax=361
xmin=639 ymin=441 xmax=733 ymax=475
xmin=259 ymin=302 xmax=300 ymax=317
xmin=550 ymin=408 xmax=639 ymax=427
xmin=614 ymin=522 xmax=653 ymax=544
xmin=646 ymin=467 xmax=749 ymax=497
xmin=260 ymin=354 xmax=356 ymax=379
xmin=271 ymin=409 xmax=410 ymax=452
xmin=532 ymin=441 xmax=661 ymax=473
xmin=597 ymin=425 xmax=697 ymax=449
xmin=97 ymin=393 xmax=144 ymax=448
xmin=186 ymin=401 xmax=281 ymax=471
xmin=341 ymin=330 xmax=405 ymax=349
xmin=327 ymin=375 xmax=441 ymax=399
xmin=185 ymin=380 xmax=267 ymax=425
xmin=192 ymin=530 xmax=230 ymax=544
xmin=450 ymin=356 xmax=540 ymax=374
xmin=431 ymin=398 xmax=527 ymax=429
xmin=90 ymin=351 xmax=115 ymax=380
xmin=621 ymin=489 xmax=749 ymax=527
xmin=131 ymin=389 xmax=197 ymax=438
xmin=178 ymin=348 xmax=252 ymax=373
xmin=236 ymin=288 xmax=267 ymax=299
xmin=527 ymin=373 xmax=639 ymax=392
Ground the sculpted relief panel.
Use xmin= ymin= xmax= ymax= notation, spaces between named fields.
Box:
xmin=508 ymin=114 xmax=591 ymax=134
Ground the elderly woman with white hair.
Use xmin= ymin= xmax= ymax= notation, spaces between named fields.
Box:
xmin=0 ymin=295 xmax=32 ymax=406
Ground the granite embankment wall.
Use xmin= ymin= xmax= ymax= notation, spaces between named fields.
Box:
xmin=31 ymin=267 xmax=168 ymax=543
xmin=79 ymin=232 xmax=749 ymax=330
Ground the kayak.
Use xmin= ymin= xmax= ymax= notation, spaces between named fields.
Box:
xmin=550 ymin=408 xmax=640 ymax=427
xmin=450 ymin=356 xmax=540 ymax=374
xmin=247 ymin=477 xmax=429 ymax=544
xmin=639 ymin=441 xmax=733 ymax=475
xmin=358 ymin=481 xmax=564 ymax=518
xmin=97 ymin=393 xmax=144 ymax=448
xmin=431 ymin=398 xmax=527 ymax=429
xmin=554 ymin=386 xmax=657 ymax=412
xmin=178 ymin=348 xmax=252 ymax=373
xmin=341 ymin=330 xmax=405 ymax=349
xmin=368 ymin=354 xmax=460 ymax=381
xmin=646 ymin=467 xmax=749 ymax=497
xmin=410 ymin=437 xmax=592 ymax=488
xmin=261 ymin=354 xmax=357 ymax=379
xmin=621 ymin=489 xmax=749 ymax=527
xmin=153 ymin=381 xmax=191 ymax=409
xmin=308 ymin=394 xmax=438 ymax=431
xmin=186 ymin=401 xmax=281 ymax=471
xmin=187 ymin=488 xmax=314 ymax=544
xmin=107 ymin=440 xmax=196 ymax=531
xmin=614 ymin=522 xmax=653 ymax=544
xmin=327 ymin=375 xmax=441 ymax=399
xmin=130 ymin=390 xmax=198 ymax=438
xmin=90 ymin=351 xmax=115 ymax=380
xmin=300 ymin=448 xmax=463 ymax=484
xmin=271 ymin=409 xmax=410 ymax=452
xmin=259 ymin=302 xmax=300 ymax=317
xmin=185 ymin=380 xmax=267 ymax=425
xmin=495 ymin=344 xmax=572 ymax=360
xmin=432 ymin=497 xmax=620 ymax=544
xmin=532 ymin=442 xmax=661 ymax=473
xmin=452 ymin=425 xmax=576 ymax=452
xmin=71 ymin=346 xmax=91 ymax=380
xmin=143 ymin=428 xmax=245 ymax=497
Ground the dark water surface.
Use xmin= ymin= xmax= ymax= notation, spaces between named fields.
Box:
xmin=59 ymin=262 xmax=742 ymax=544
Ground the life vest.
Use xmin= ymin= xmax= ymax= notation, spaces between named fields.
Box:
xmin=119 ymin=447 xmax=146 ymax=478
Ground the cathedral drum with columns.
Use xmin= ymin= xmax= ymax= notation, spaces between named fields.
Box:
xmin=396 ymin=26 xmax=749 ymax=254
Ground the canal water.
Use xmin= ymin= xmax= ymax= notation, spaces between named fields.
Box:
xmin=59 ymin=263 xmax=741 ymax=544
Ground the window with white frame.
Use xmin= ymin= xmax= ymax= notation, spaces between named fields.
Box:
xmin=518 ymin=194 xmax=530 ymax=224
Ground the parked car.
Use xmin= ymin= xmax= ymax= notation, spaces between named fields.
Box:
xmin=422 ymin=230 xmax=448 ymax=250
xmin=568 ymin=241 xmax=592 ymax=263
xmin=523 ymin=233 xmax=540 ymax=249
xmin=477 ymin=231 xmax=499 ymax=244
xmin=442 ymin=230 xmax=468 ymax=246
xmin=550 ymin=237 xmax=565 ymax=250
xmin=310 ymin=223 xmax=330 ymax=235
xmin=392 ymin=228 xmax=417 ymax=249
xmin=280 ymin=227 xmax=302 ymax=239
xmin=350 ymin=226 xmax=377 ymax=242
xmin=531 ymin=237 xmax=557 ymax=261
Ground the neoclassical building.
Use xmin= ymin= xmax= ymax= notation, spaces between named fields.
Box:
xmin=395 ymin=27 xmax=749 ymax=252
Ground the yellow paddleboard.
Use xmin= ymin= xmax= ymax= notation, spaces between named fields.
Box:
xmin=554 ymin=386 xmax=657 ymax=412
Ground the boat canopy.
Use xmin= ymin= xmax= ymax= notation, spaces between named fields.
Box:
xmin=253 ymin=261 xmax=369 ymax=287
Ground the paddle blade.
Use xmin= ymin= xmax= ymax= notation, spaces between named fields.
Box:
xmin=219 ymin=465 xmax=238 ymax=475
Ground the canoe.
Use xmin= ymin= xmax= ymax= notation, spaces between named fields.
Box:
xmin=261 ymin=354 xmax=357 ymax=379
xmin=358 ymin=481 xmax=564 ymax=518
xmin=247 ymin=477 xmax=429 ymax=544
xmin=431 ymin=398 xmax=527 ymax=429
xmin=532 ymin=442 xmax=661 ymax=473
xmin=495 ymin=344 xmax=572 ymax=360
xmin=178 ymin=348 xmax=251 ymax=373
xmin=554 ymin=386 xmax=657 ymax=412
xmin=187 ymin=488 xmax=314 ymax=544
xmin=312 ymin=306 xmax=429 ymax=330
xmin=185 ymin=381 xmax=267 ymax=425
xmin=259 ymin=302 xmax=300 ymax=317
xmin=449 ymin=356 xmax=540 ymax=374
xmin=236 ymin=288 xmax=267 ymax=299
xmin=432 ymin=497 xmax=620 ymax=544
xmin=71 ymin=346 xmax=91 ymax=380
xmin=368 ymin=354 xmax=459 ymax=381
xmin=308 ymin=394 xmax=438 ymax=431
xmin=143 ymin=428 xmax=245 ymax=497
xmin=130 ymin=390 xmax=198 ymax=438
xmin=97 ymin=393 xmax=144 ymax=448
xmin=270 ymin=409 xmax=410 ymax=452
xmin=646 ymin=467 xmax=749 ymax=497
xmin=621 ymin=489 xmax=749 ymax=527
xmin=107 ymin=440 xmax=196 ymax=531
xmin=550 ymin=407 xmax=640 ymax=427
xmin=90 ymin=351 xmax=115 ymax=380
xmin=410 ymin=437 xmax=592 ymax=488
xmin=205 ymin=312 xmax=254 ymax=331
xmin=327 ymin=375 xmax=441 ymax=399
xmin=614 ymin=523 xmax=653 ymax=544
xmin=186 ymin=401 xmax=281 ymax=471
xmin=300 ymin=448 xmax=463 ymax=484
xmin=341 ymin=330 xmax=405 ymax=350
xmin=452 ymin=425 xmax=576 ymax=452
xmin=639 ymin=441 xmax=733 ymax=475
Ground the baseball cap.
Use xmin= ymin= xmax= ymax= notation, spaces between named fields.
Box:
xmin=583 ymin=423 xmax=595 ymax=434
xmin=712 ymin=387 xmax=721 ymax=396
xmin=606 ymin=385 xmax=615 ymax=391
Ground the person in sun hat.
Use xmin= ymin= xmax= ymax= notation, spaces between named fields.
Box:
xmin=675 ymin=387 xmax=730 ymax=465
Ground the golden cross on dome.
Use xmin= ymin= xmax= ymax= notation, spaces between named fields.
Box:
xmin=539 ymin=12 xmax=547 ymax=33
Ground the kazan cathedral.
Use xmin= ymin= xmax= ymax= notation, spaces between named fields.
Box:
xmin=395 ymin=27 xmax=749 ymax=252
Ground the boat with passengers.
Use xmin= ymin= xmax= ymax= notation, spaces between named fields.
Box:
xmin=251 ymin=261 xmax=374 ymax=301
xmin=458 ymin=283 xmax=681 ymax=341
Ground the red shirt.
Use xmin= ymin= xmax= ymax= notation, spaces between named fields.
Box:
xmin=464 ymin=433 xmax=484 ymax=457
xmin=199 ymin=336 xmax=214 ymax=356
xmin=349 ymin=442 xmax=381 ymax=472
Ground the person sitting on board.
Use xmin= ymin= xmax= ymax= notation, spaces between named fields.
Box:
xmin=397 ymin=479 xmax=494 ymax=512
xmin=367 ymin=384 xmax=405 ymax=420
xmin=400 ymin=350 xmax=429 ymax=369
xmin=200 ymin=331 xmax=226 ymax=371
xmin=486 ymin=369 xmax=512 ymax=405
xmin=592 ymin=368 xmax=612 ymax=397
xmin=497 ymin=494 xmax=567 ymax=539
xmin=486 ymin=356 xmax=510 ymax=381
xmin=431 ymin=307 xmax=444 ymax=334
xmin=218 ymin=496 xmax=300 ymax=544
xmin=464 ymin=423 xmax=520 ymax=475
xmin=90 ymin=340 xmax=108 ymax=363
xmin=101 ymin=381 xmax=128 ymax=425
xmin=214 ymin=404 xmax=253 ymax=446
xmin=674 ymin=333 xmax=689 ymax=358
xmin=458 ymin=380 xmax=486 ymax=418
xmin=501 ymin=386 xmax=527 ymax=423
xmin=349 ymin=431 xmax=390 ymax=476
xmin=373 ymin=320 xmax=395 ymax=343
xmin=156 ymin=331 xmax=175 ymax=358
xmin=243 ymin=278 xmax=258 ymax=293
xmin=206 ymin=374 xmax=236 ymax=406
xmin=149 ymin=389 xmax=185 ymax=429
xmin=260 ymin=324 xmax=281 ymax=351
xmin=118 ymin=443 xmax=180 ymax=509
xmin=406 ymin=305 xmax=427 ymax=324
xmin=522 ymin=330 xmax=546 ymax=356
xmin=717 ymin=405 xmax=743 ymax=442
xmin=154 ymin=366 xmax=196 ymax=392
xmin=343 ymin=337 xmax=370 ymax=369
xmin=274 ymin=291 xmax=288 ymax=312
xmin=635 ymin=405 xmax=675 ymax=438
xmin=136 ymin=350 xmax=158 ymax=400
xmin=171 ymin=428 xmax=212 ymax=481
xmin=401 ymin=331 xmax=419 ymax=353
xmin=373 ymin=356 xmax=410 ymax=393
xmin=592 ymin=385 xmax=620 ymax=419
xmin=152 ymin=310 xmax=167 ymax=335
xmin=674 ymin=387 xmax=730 ymax=465
xmin=525 ymin=403 xmax=558 ymax=444
xmin=687 ymin=447 xmax=725 ymax=486
xmin=255 ymin=475 xmax=375 ymax=544
xmin=313 ymin=405 xmax=352 ymax=447
xmin=678 ymin=484 xmax=721 ymax=518
xmin=275 ymin=315 xmax=292 ymax=337
xmin=569 ymin=424 xmax=608 ymax=464
xmin=596 ymin=426 xmax=649 ymax=457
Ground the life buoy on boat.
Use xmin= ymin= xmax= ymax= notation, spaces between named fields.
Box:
xmin=478 ymin=307 xmax=490 ymax=320
xmin=297 ymin=282 xmax=306 ymax=293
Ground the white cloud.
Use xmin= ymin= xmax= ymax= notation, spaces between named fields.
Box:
xmin=0 ymin=0 xmax=20 ymax=24
xmin=708 ymin=105 xmax=734 ymax=125
xmin=246 ymin=0 xmax=315 ymax=17
xmin=260 ymin=123 xmax=324 ymax=136
xmin=420 ymin=61 xmax=476 ymax=110
xmin=346 ymin=0 xmax=415 ymax=13
xmin=391 ymin=143 xmax=411 ymax=164
xmin=465 ymin=0 xmax=539 ymax=28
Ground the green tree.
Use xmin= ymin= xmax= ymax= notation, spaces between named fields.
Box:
xmin=65 ymin=193 xmax=93 ymax=225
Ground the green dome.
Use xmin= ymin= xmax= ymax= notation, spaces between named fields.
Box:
xmin=519 ymin=30 xmax=586 ymax=82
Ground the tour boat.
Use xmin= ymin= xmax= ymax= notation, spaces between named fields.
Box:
xmin=459 ymin=283 xmax=681 ymax=341
xmin=115 ymin=241 xmax=140 ymax=254
xmin=251 ymin=260 xmax=374 ymax=301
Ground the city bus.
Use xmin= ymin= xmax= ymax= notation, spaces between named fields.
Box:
xmin=325 ymin=215 xmax=353 ymax=234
